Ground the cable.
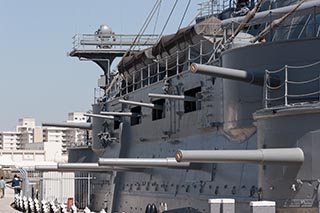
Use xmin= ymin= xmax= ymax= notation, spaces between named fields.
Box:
xmin=153 ymin=0 xmax=162 ymax=34
xmin=158 ymin=0 xmax=179 ymax=39
xmin=125 ymin=0 xmax=161 ymax=54
xmin=178 ymin=0 xmax=191 ymax=30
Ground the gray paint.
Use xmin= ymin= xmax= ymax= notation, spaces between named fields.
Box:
xmin=64 ymin=1 xmax=320 ymax=212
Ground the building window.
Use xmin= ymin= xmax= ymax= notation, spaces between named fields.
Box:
xmin=131 ymin=106 xmax=142 ymax=126
xmin=184 ymin=87 xmax=201 ymax=113
xmin=152 ymin=99 xmax=165 ymax=120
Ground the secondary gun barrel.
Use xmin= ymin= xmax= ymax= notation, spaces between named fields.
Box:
xmin=119 ymin=99 xmax=161 ymax=109
xmin=57 ymin=163 xmax=144 ymax=172
xmin=190 ymin=63 xmax=264 ymax=86
xmin=98 ymin=157 xmax=190 ymax=169
xmin=42 ymin=122 xmax=92 ymax=129
xmin=84 ymin=113 xmax=115 ymax=120
xmin=148 ymin=93 xmax=196 ymax=102
xmin=35 ymin=165 xmax=59 ymax=172
xmin=175 ymin=148 xmax=304 ymax=165
xmin=100 ymin=111 xmax=133 ymax=116
xmin=35 ymin=164 xmax=144 ymax=172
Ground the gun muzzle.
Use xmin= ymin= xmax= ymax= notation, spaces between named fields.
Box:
xmin=190 ymin=63 xmax=264 ymax=86
xmin=175 ymin=148 xmax=304 ymax=165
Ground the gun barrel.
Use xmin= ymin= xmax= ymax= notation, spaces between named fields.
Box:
xmin=119 ymin=99 xmax=158 ymax=109
xmin=42 ymin=122 xmax=92 ymax=130
xmin=57 ymin=163 xmax=144 ymax=172
xmin=35 ymin=165 xmax=59 ymax=172
xmin=84 ymin=113 xmax=115 ymax=120
xmin=98 ymin=157 xmax=190 ymax=169
xmin=190 ymin=63 xmax=264 ymax=86
xmin=148 ymin=93 xmax=196 ymax=102
xmin=175 ymin=148 xmax=304 ymax=164
xmin=35 ymin=164 xmax=144 ymax=172
xmin=100 ymin=111 xmax=133 ymax=116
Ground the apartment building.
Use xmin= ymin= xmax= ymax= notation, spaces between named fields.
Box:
xmin=0 ymin=131 xmax=21 ymax=150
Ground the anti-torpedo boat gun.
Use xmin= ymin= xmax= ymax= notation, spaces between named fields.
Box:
xmin=35 ymin=163 xmax=144 ymax=173
xmin=175 ymin=148 xmax=304 ymax=164
xmin=190 ymin=63 xmax=280 ymax=86
xmin=98 ymin=157 xmax=191 ymax=169
xmin=42 ymin=122 xmax=92 ymax=129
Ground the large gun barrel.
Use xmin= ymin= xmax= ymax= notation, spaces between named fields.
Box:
xmin=148 ymin=93 xmax=196 ymax=102
xmin=35 ymin=163 xmax=144 ymax=172
xmin=98 ymin=157 xmax=190 ymax=169
xmin=190 ymin=63 xmax=264 ymax=86
xmin=175 ymin=148 xmax=304 ymax=165
xmin=119 ymin=99 xmax=161 ymax=109
xmin=100 ymin=111 xmax=133 ymax=117
xmin=84 ymin=113 xmax=115 ymax=120
xmin=34 ymin=165 xmax=59 ymax=172
xmin=42 ymin=122 xmax=92 ymax=130
xmin=57 ymin=163 xmax=144 ymax=172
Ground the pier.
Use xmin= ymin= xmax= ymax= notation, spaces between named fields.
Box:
xmin=0 ymin=187 xmax=20 ymax=213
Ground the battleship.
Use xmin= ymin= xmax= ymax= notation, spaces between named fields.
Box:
xmin=15 ymin=0 xmax=320 ymax=212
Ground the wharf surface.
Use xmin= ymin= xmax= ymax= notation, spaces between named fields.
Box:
xmin=0 ymin=187 xmax=20 ymax=213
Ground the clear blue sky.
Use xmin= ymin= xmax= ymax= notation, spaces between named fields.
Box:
xmin=0 ymin=0 xmax=203 ymax=130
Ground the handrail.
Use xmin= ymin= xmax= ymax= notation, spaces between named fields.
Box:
xmin=264 ymin=59 xmax=320 ymax=108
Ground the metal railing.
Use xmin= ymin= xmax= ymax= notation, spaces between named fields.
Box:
xmin=197 ymin=0 xmax=234 ymax=18
xmin=72 ymin=33 xmax=159 ymax=51
xmin=264 ymin=60 xmax=320 ymax=108
xmin=113 ymin=38 xmax=220 ymax=99
xmin=20 ymin=170 xmax=93 ymax=208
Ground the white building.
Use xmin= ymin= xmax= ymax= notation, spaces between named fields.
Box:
xmin=66 ymin=112 xmax=88 ymax=147
xmin=0 ymin=131 xmax=21 ymax=150
xmin=16 ymin=118 xmax=36 ymax=146
xmin=0 ymin=112 xmax=88 ymax=151
xmin=41 ymin=112 xmax=88 ymax=153
xmin=42 ymin=127 xmax=67 ymax=154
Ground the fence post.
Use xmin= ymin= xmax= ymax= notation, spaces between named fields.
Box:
xmin=284 ymin=65 xmax=288 ymax=106
xmin=60 ymin=172 xmax=63 ymax=204
xmin=176 ymin=51 xmax=179 ymax=75
xmin=148 ymin=64 xmax=151 ymax=85
xmin=264 ymin=70 xmax=269 ymax=109
xmin=140 ymin=68 xmax=143 ymax=88
xmin=133 ymin=71 xmax=135 ymax=91
xmin=188 ymin=45 xmax=191 ymax=68
xmin=87 ymin=173 xmax=91 ymax=207
xmin=125 ymin=76 xmax=128 ymax=94
xmin=200 ymin=40 xmax=203 ymax=64
xmin=165 ymin=57 xmax=168 ymax=77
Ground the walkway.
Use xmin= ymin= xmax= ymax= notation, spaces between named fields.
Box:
xmin=0 ymin=187 xmax=20 ymax=213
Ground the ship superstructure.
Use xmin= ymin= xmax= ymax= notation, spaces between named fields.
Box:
xmin=18 ymin=0 xmax=320 ymax=212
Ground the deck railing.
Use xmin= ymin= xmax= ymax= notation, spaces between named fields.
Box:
xmin=72 ymin=33 xmax=159 ymax=51
xmin=264 ymin=60 xmax=320 ymax=108
xmin=103 ymin=38 xmax=221 ymax=101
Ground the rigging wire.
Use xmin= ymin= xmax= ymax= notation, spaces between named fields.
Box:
xmin=178 ymin=0 xmax=191 ymax=30
xmin=125 ymin=0 xmax=161 ymax=54
xmin=153 ymin=0 xmax=162 ymax=34
xmin=158 ymin=0 xmax=179 ymax=40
